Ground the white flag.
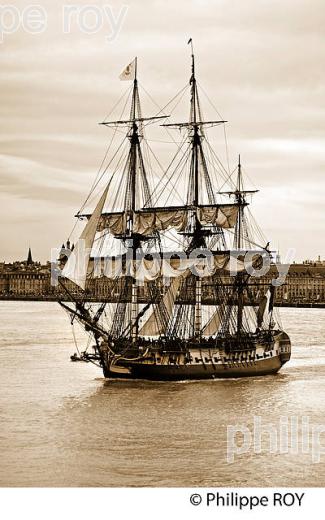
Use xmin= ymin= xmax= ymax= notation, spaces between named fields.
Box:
xmin=119 ymin=59 xmax=136 ymax=81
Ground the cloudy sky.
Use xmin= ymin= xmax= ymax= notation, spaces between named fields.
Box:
xmin=0 ymin=0 xmax=324 ymax=262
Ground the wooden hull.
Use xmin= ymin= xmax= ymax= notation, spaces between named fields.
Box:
xmin=107 ymin=356 xmax=283 ymax=380
xmin=101 ymin=333 xmax=291 ymax=381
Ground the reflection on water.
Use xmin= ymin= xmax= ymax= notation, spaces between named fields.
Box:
xmin=0 ymin=302 xmax=325 ymax=486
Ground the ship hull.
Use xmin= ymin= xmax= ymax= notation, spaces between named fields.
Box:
xmin=107 ymin=356 xmax=282 ymax=380
xmin=100 ymin=332 xmax=291 ymax=381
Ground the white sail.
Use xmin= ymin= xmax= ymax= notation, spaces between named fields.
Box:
xmin=139 ymin=273 xmax=187 ymax=336
xmin=62 ymin=185 xmax=109 ymax=289
xmin=256 ymin=286 xmax=275 ymax=327
xmin=202 ymin=309 xmax=221 ymax=336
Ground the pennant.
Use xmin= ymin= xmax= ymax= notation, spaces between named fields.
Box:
xmin=119 ymin=59 xmax=136 ymax=81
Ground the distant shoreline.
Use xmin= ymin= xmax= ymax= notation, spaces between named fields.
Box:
xmin=0 ymin=295 xmax=324 ymax=309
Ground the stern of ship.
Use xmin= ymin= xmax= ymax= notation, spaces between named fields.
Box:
xmin=276 ymin=331 xmax=291 ymax=365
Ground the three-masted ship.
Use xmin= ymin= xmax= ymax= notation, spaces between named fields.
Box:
xmin=59 ymin=48 xmax=291 ymax=380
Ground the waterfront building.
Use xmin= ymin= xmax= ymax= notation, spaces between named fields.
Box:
xmin=0 ymin=249 xmax=51 ymax=297
xmin=0 ymin=251 xmax=325 ymax=304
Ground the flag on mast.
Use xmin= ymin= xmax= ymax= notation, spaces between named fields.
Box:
xmin=119 ymin=59 xmax=136 ymax=81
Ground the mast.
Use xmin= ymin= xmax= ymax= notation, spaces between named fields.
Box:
xmin=162 ymin=40 xmax=227 ymax=340
xmin=130 ymin=57 xmax=138 ymax=217
xmin=127 ymin=57 xmax=139 ymax=222
xmin=130 ymin=59 xmax=138 ymax=342
xmin=162 ymin=40 xmax=227 ymax=215
xmin=236 ymin=155 xmax=245 ymax=334
xmin=232 ymin=156 xmax=259 ymax=335
xmin=189 ymin=42 xmax=202 ymax=338
xmin=99 ymin=58 xmax=168 ymax=344
xmin=237 ymin=155 xmax=242 ymax=249
xmin=190 ymin=42 xmax=199 ymax=207
xmin=236 ymin=154 xmax=243 ymax=333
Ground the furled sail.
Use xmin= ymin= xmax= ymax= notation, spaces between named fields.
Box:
xmin=101 ymin=253 xmax=245 ymax=281
xmin=134 ymin=209 xmax=188 ymax=234
xmin=97 ymin=212 xmax=126 ymax=234
xmin=62 ymin=185 xmax=109 ymax=289
xmin=198 ymin=205 xmax=238 ymax=229
xmin=82 ymin=204 xmax=238 ymax=237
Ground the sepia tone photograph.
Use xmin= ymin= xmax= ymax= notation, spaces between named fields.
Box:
xmin=0 ymin=0 xmax=324 ymax=502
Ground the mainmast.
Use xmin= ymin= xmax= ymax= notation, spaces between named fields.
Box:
xmin=189 ymin=42 xmax=202 ymax=338
xmin=190 ymin=41 xmax=199 ymax=207
xmin=163 ymin=40 xmax=227 ymax=339
xmin=162 ymin=40 xmax=227 ymax=224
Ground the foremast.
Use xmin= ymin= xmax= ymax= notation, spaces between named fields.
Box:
xmin=126 ymin=60 xmax=141 ymax=343
xmin=61 ymin=58 xmax=167 ymax=349
xmin=102 ymin=58 xmax=157 ymax=344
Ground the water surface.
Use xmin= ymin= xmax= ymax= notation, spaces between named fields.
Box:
xmin=0 ymin=302 xmax=324 ymax=486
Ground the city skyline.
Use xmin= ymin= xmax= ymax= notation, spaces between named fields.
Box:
xmin=1 ymin=245 xmax=324 ymax=267
xmin=0 ymin=0 xmax=324 ymax=262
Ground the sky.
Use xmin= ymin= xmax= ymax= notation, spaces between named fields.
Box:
xmin=0 ymin=0 xmax=324 ymax=262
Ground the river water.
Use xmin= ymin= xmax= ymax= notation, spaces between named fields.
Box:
xmin=0 ymin=302 xmax=324 ymax=487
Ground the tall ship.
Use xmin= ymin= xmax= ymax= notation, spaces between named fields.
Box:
xmin=59 ymin=45 xmax=291 ymax=380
